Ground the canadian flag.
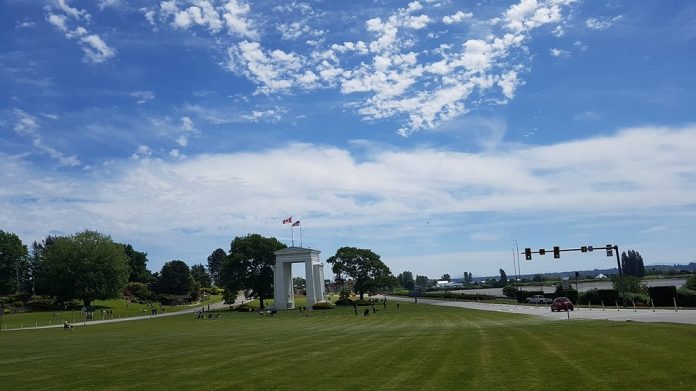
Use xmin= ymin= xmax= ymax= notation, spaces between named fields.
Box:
xmin=282 ymin=217 xmax=292 ymax=224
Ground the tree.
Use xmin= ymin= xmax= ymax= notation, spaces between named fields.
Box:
xmin=415 ymin=275 xmax=429 ymax=289
xmin=221 ymin=234 xmax=286 ymax=309
xmin=207 ymin=248 xmax=226 ymax=286
xmin=463 ymin=272 xmax=469 ymax=284
xmin=326 ymin=247 xmax=394 ymax=300
xmin=0 ymin=230 xmax=28 ymax=295
xmin=38 ymin=230 xmax=129 ymax=307
xmin=441 ymin=273 xmax=450 ymax=281
xmin=157 ymin=260 xmax=193 ymax=295
xmin=191 ymin=264 xmax=212 ymax=288
xmin=621 ymin=250 xmax=645 ymax=277
xmin=684 ymin=274 xmax=696 ymax=291
xmin=293 ymin=276 xmax=306 ymax=292
xmin=119 ymin=244 xmax=150 ymax=283
xmin=397 ymin=270 xmax=415 ymax=290
xmin=499 ymin=269 xmax=508 ymax=287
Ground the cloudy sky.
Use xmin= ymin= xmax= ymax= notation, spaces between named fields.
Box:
xmin=2 ymin=0 xmax=696 ymax=279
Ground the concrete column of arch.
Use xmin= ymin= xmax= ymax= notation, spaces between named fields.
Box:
xmin=273 ymin=247 xmax=326 ymax=309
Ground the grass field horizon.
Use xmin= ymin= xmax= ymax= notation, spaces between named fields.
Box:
xmin=2 ymin=302 xmax=695 ymax=390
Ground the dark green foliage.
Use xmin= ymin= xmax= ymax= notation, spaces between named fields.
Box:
xmin=334 ymin=298 xmax=353 ymax=306
xmin=207 ymin=248 xmax=226 ymax=286
xmin=37 ymin=230 xmax=129 ymax=307
xmin=191 ymin=264 xmax=212 ymax=288
xmin=684 ymin=274 xmax=696 ymax=291
xmin=157 ymin=260 xmax=192 ymax=295
xmin=221 ymin=234 xmax=286 ymax=309
xmin=502 ymin=284 xmax=517 ymax=298
xmin=119 ymin=244 xmax=150 ymax=283
xmin=621 ymin=250 xmax=645 ymax=277
xmin=499 ymin=269 xmax=508 ymax=287
xmin=441 ymin=273 xmax=450 ymax=281
xmin=397 ymin=270 xmax=415 ymax=290
xmin=123 ymin=282 xmax=154 ymax=301
xmin=648 ymin=285 xmax=677 ymax=306
xmin=0 ymin=230 xmax=29 ymax=295
xmin=676 ymin=289 xmax=696 ymax=307
xmin=415 ymin=275 xmax=429 ymax=289
xmin=352 ymin=299 xmax=372 ymax=306
xmin=311 ymin=302 xmax=335 ymax=310
xmin=580 ymin=289 xmax=620 ymax=305
xmin=326 ymin=247 xmax=394 ymax=300
xmin=611 ymin=275 xmax=647 ymax=294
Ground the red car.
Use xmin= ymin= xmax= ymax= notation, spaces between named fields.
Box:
xmin=551 ymin=297 xmax=574 ymax=312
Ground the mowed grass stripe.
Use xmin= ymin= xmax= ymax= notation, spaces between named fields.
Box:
xmin=2 ymin=303 xmax=696 ymax=390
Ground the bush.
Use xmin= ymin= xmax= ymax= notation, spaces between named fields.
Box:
xmin=334 ymin=298 xmax=353 ymax=306
xmin=502 ymin=285 xmax=517 ymax=298
xmin=123 ymin=282 xmax=154 ymax=302
xmin=311 ymin=302 xmax=335 ymax=310
xmin=580 ymin=289 xmax=620 ymax=305
xmin=352 ymin=299 xmax=372 ymax=306
xmin=684 ymin=274 xmax=696 ymax=291
xmin=676 ymin=288 xmax=696 ymax=307
xmin=648 ymin=286 xmax=677 ymax=306
xmin=233 ymin=303 xmax=256 ymax=312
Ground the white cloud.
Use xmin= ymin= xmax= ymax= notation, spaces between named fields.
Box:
xmin=131 ymin=91 xmax=155 ymax=104
xmin=79 ymin=34 xmax=117 ymax=63
xmin=45 ymin=1 xmax=116 ymax=64
xmin=13 ymin=109 xmax=80 ymax=167
xmin=131 ymin=145 xmax=152 ymax=160
xmin=549 ymin=48 xmax=569 ymax=57
xmin=3 ymin=125 xmax=695 ymax=268
xmin=585 ymin=15 xmax=623 ymax=30
xmin=442 ymin=11 xmax=473 ymax=25
xmin=241 ymin=107 xmax=287 ymax=122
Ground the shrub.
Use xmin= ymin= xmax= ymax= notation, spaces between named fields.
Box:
xmin=684 ymin=274 xmax=696 ymax=291
xmin=334 ymin=298 xmax=353 ymax=306
xmin=311 ymin=302 xmax=335 ymax=310
xmin=648 ymin=286 xmax=677 ymax=306
xmin=123 ymin=282 xmax=154 ymax=301
xmin=233 ymin=303 xmax=256 ymax=312
xmin=502 ymin=285 xmax=517 ymax=298
xmin=676 ymin=288 xmax=696 ymax=307
xmin=352 ymin=299 xmax=372 ymax=306
xmin=580 ymin=289 xmax=620 ymax=305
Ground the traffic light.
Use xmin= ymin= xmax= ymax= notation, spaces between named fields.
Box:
xmin=525 ymin=248 xmax=532 ymax=260
xmin=588 ymin=246 xmax=594 ymax=252
xmin=553 ymin=246 xmax=560 ymax=259
xmin=539 ymin=248 xmax=546 ymax=255
xmin=581 ymin=246 xmax=588 ymax=253
xmin=606 ymin=245 xmax=613 ymax=257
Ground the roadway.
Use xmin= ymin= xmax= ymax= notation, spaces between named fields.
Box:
xmin=393 ymin=296 xmax=696 ymax=325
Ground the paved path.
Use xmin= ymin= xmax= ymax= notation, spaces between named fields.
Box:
xmin=388 ymin=296 xmax=696 ymax=325
xmin=3 ymin=299 xmax=231 ymax=332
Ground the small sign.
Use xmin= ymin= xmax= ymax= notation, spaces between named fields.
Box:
xmin=409 ymin=287 xmax=422 ymax=297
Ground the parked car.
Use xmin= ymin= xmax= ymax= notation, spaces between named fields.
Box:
xmin=551 ymin=297 xmax=574 ymax=312
xmin=526 ymin=295 xmax=552 ymax=304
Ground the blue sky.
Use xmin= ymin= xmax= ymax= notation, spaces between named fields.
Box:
xmin=2 ymin=0 xmax=696 ymax=279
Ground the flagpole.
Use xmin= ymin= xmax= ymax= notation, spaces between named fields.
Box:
xmin=300 ymin=224 xmax=303 ymax=248
xmin=291 ymin=225 xmax=294 ymax=247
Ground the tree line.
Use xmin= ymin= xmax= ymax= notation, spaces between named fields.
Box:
xmin=1 ymin=229 xmax=397 ymax=310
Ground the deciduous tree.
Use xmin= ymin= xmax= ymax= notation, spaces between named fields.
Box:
xmin=207 ymin=248 xmax=226 ymax=286
xmin=157 ymin=260 xmax=193 ymax=295
xmin=326 ymin=247 xmax=394 ymax=300
xmin=38 ymin=230 xmax=129 ymax=307
xmin=191 ymin=264 xmax=212 ymax=288
xmin=0 ymin=230 xmax=28 ymax=295
xmin=221 ymin=234 xmax=286 ymax=309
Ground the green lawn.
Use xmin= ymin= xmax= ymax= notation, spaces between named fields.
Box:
xmin=1 ymin=302 xmax=695 ymax=390
xmin=0 ymin=295 xmax=223 ymax=330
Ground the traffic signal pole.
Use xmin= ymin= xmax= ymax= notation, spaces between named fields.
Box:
xmin=523 ymin=244 xmax=627 ymax=307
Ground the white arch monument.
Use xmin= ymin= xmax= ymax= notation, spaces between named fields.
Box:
xmin=273 ymin=247 xmax=326 ymax=309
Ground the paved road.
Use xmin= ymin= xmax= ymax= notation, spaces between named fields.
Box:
xmin=393 ymin=296 xmax=696 ymax=325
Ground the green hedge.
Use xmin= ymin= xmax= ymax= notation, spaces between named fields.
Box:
xmin=580 ymin=289 xmax=620 ymax=305
xmin=676 ymin=289 xmax=696 ymax=307
xmin=311 ymin=302 xmax=335 ymax=310
xmin=648 ymin=286 xmax=677 ymax=306
xmin=334 ymin=298 xmax=353 ymax=306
